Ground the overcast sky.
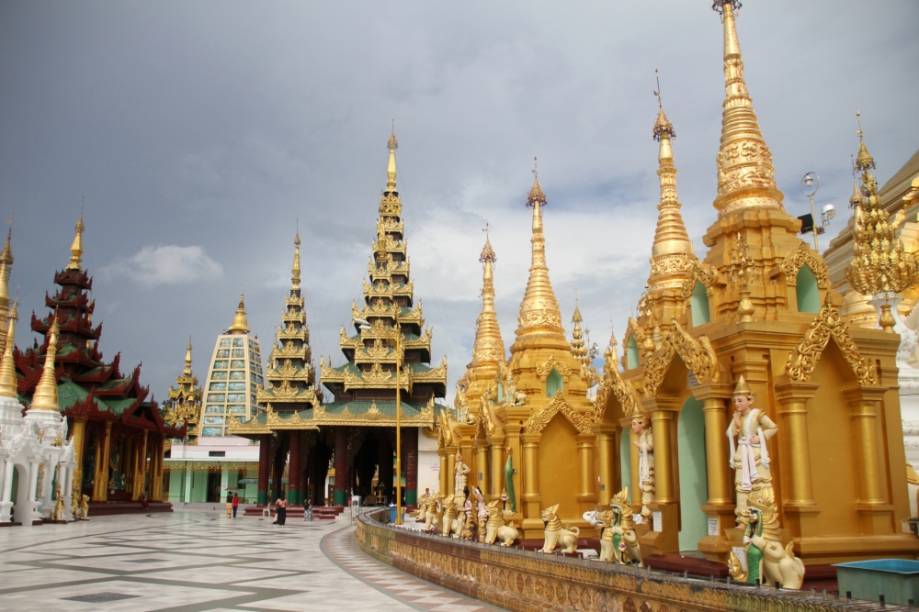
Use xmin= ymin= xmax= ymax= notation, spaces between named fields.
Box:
xmin=2 ymin=1 xmax=918 ymax=403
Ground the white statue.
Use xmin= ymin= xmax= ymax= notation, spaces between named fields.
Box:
xmin=726 ymin=375 xmax=778 ymax=522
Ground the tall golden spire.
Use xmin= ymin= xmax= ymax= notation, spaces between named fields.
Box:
xmin=649 ymin=73 xmax=694 ymax=290
xmin=0 ymin=227 xmax=12 ymax=301
xmin=291 ymin=231 xmax=302 ymax=289
xmin=29 ymin=316 xmax=60 ymax=411
xmin=386 ymin=124 xmax=398 ymax=194
xmin=0 ymin=303 xmax=18 ymax=398
xmin=471 ymin=227 xmax=505 ymax=367
xmin=711 ymin=0 xmax=783 ymax=214
xmin=516 ymin=159 xmax=563 ymax=338
xmin=847 ymin=112 xmax=919 ymax=318
xmin=66 ymin=214 xmax=85 ymax=271
xmin=228 ymin=295 xmax=250 ymax=334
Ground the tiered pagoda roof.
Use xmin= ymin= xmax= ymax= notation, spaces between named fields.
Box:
xmin=257 ymin=233 xmax=321 ymax=411
xmin=163 ymin=339 xmax=202 ymax=438
xmin=318 ymin=130 xmax=446 ymax=424
xmin=14 ymin=217 xmax=183 ymax=436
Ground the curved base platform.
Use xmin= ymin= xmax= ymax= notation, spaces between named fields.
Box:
xmin=354 ymin=510 xmax=867 ymax=611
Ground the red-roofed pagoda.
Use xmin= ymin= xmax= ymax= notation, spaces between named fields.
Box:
xmin=14 ymin=216 xmax=183 ymax=511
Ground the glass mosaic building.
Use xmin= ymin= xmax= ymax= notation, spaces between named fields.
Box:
xmin=164 ymin=297 xmax=265 ymax=503
xmin=199 ymin=300 xmax=265 ymax=436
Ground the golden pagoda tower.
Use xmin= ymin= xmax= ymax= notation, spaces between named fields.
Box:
xmin=0 ymin=228 xmax=12 ymax=355
xmin=450 ymin=230 xmax=508 ymax=498
xmin=500 ymin=166 xmax=597 ymax=536
xmin=253 ymin=232 xmax=322 ymax=505
xmin=595 ymin=0 xmax=918 ymax=564
xmin=163 ymin=339 xmax=202 ymax=440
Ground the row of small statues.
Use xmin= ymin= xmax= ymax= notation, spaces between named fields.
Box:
xmin=49 ymin=486 xmax=91 ymax=522
xmin=414 ymin=488 xmax=519 ymax=547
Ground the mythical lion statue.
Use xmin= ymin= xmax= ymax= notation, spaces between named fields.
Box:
xmin=540 ymin=503 xmax=580 ymax=554
xmin=727 ymin=487 xmax=804 ymax=589
xmin=484 ymin=499 xmax=518 ymax=546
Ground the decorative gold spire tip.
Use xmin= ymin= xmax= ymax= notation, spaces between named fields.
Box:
xmin=527 ymin=157 xmax=546 ymax=206
xmin=652 ymin=69 xmax=674 ymax=140
xmin=29 ymin=315 xmax=60 ymax=411
xmin=855 ymin=112 xmax=875 ymax=171
xmin=385 ymin=124 xmax=398 ymax=193
xmin=479 ymin=224 xmax=496 ymax=263
xmin=66 ymin=213 xmax=85 ymax=271
xmin=228 ymin=294 xmax=250 ymax=334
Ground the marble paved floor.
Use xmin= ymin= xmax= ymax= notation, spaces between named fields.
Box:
xmin=0 ymin=508 xmax=502 ymax=611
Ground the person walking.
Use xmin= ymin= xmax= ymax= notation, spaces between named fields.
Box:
xmin=275 ymin=494 xmax=287 ymax=526
xmin=232 ymin=493 xmax=239 ymax=518
xmin=225 ymin=491 xmax=233 ymax=518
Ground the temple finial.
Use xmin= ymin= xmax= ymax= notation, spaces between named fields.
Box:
xmin=652 ymin=69 xmax=674 ymax=140
xmin=228 ymin=294 xmax=250 ymax=334
xmin=29 ymin=315 xmax=60 ymax=411
xmin=0 ymin=302 xmax=18 ymax=398
xmin=0 ymin=225 xmax=12 ymax=302
xmin=527 ymin=156 xmax=546 ymax=206
xmin=855 ymin=111 xmax=875 ymax=171
xmin=480 ymin=223 xmax=496 ymax=264
xmin=386 ymin=122 xmax=398 ymax=193
xmin=292 ymin=230 xmax=302 ymax=288
xmin=183 ymin=337 xmax=193 ymax=376
xmin=711 ymin=0 xmax=782 ymax=214
xmin=66 ymin=213 xmax=84 ymax=271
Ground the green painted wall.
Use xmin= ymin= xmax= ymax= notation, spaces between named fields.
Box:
xmin=796 ymin=266 xmax=820 ymax=313
xmin=677 ymin=397 xmax=708 ymax=552
xmin=690 ymin=281 xmax=711 ymax=326
xmin=620 ymin=429 xmax=631 ymax=493
xmin=167 ymin=469 xmax=185 ymax=502
xmin=626 ymin=337 xmax=639 ymax=369
xmin=192 ymin=470 xmax=209 ymax=503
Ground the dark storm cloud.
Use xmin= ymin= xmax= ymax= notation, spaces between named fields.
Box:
xmin=1 ymin=1 xmax=917 ymax=400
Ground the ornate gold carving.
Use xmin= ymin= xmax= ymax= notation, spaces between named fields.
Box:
xmin=784 ymin=301 xmax=878 ymax=385
xmin=775 ymin=242 xmax=829 ymax=287
xmin=640 ymin=320 xmax=719 ymax=398
xmin=523 ymin=395 xmax=594 ymax=434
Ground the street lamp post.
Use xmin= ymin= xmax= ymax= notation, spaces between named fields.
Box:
xmin=395 ymin=320 xmax=403 ymax=525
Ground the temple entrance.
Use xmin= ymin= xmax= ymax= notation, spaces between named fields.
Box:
xmin=677 ymin=397 xmax=708 ymax=552
xmin=620 ymin=428 xmax=631 ymax=493
xmin=13 ymin=463 xmax=30 ymax=523
xmin=206 ymin=470 xmax=221 ymax=502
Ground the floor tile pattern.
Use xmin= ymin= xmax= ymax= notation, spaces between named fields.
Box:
xmin=0 ymin=507 xmax=505 ymax=611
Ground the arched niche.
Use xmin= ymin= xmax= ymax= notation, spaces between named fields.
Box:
xmin=796 ymin=266 xmax=820 ymax=313
xmin=677 ymin=397 xmax=708 ymax=552
xmin=538 ymin=413 xmax=580 ymax=519
xmin=619 ymin=427 xmax=632 ymax=493
xmin=546 ymin=368 xmax=563 ymax=398
xmin=690 ymin=281 xmax=711 ymax=326
xmin=626 ymin=336 xmax=640 ymax=369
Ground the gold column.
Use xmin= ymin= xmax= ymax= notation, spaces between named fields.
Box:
xmin=695 ymin=386 xmax=733 ymax=508
xmin=445 ymin=446 xmax=457 ymax=495
xmin=475 ymin=443 xmax=488 ymax=494
xmin=488 ymin=436 xmax=505 ymax=499
xmin=437 ymin=448 xmax=447 ymax=495
xmin=596 ymin=428 xmax=614 ymax=505
xmin=576 ymin=432 xmax=596 ymax=506
xmin=99 ymin=421 xmax=112 ymax=501
xmin=150 ymin=438 xmax=162 ymax=501
xmin=70 ymin=417 xmax=87 ymax=497
xmin=844 ymin=387 xmax=887 ymax=505
xmin=92 ymin=429 xmax=104 ymax=500
xmin=627 ymin=419 xmax=641 ymax=508
xmin=521 ymin=432 xmax=540 ymax=520
xmin=775 ymin=380 xmax=819 ymax=509
xmin=132 ymin=430 xmax=148 ymax=500
xmin=650 ymin=408 xmax=674 ymax=504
